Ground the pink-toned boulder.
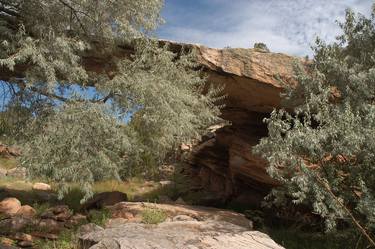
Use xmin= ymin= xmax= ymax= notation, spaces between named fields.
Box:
xmin=0 ymin=197 xmax=21 ymax=215
xmin=16 ymin=205 xmax=36 ymax=218
xmin=32 ymin=182 xmax=51 ymax=191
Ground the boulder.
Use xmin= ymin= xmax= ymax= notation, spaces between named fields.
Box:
xmin=0 ymin=237 xmax=15 ymax=247
xmin=64 ymin=213 xmax=87 ymax=228
xmin=0 ymin=216 xmax=32 ymax=235
xmin=36 ymin=218 xmax=64 ymax=233
xmin=105 ymin=218 xmax=129 ymax=228
xmin=17 ymin=240 xmax=33 ymax=248
xmin=0 ymin=198 xmax=21 ymax=215
xmin=0 ymin=243 xmax=18 ymax=249
xmin=16 ymin=205 xmax=36 ymax=218
xmin=80 ymin=191 xmax=128 ymax=210
xmin=79 ymin=220 xmax=284 ymax=249
xmin=77 ymin=223 xmax=104 ymax=237
xmin=40 ymin=205 xmax=72 ymax=222
xmin=29 ymin=232 xmax=58 ymax=240
xmin=32 ymin=183 xmax=51 ymax=191
xmin=8 ymin=233 xmax=32 ymax=242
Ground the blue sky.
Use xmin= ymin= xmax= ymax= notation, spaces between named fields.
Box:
xmin=157 ymin=0 xmax=373 ymax=56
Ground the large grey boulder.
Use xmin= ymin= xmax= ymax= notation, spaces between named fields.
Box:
xmin=79 ymin=220 xmax=284 ymax=249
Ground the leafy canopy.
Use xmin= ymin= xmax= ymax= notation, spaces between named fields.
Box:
xmin=254 ymin=5 xmax=375 ymax=240
xmin=0 ymin=0 xmax=221 ymax=200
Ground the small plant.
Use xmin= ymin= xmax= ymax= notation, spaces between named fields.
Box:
xmin=61 ymin=187 xmax=85 ymax=212
xmin=141 ymin=207 xmax=167 ymax=224
xmin=244 ymin=209 xmax=265 ymax=229
xmin=34 ymin=230 xmax=77 ymax=249
xmin=33 ymin=202 xmax=51 ymax=217
xmin=253 ymin=42 xmax=270 ymax=52
xmin=88 ymin=208 xmax=111 ymax=227
xmin=0 ymin=157 xmax=18 ymax=170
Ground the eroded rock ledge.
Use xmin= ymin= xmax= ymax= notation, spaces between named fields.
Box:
xmin=79 ymin=202 xmax=284 ymax=249
xmin=175 ymin=42 xmax=299 ymax=205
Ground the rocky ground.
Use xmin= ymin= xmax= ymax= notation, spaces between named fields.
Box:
xmin=0 ymin=151 xmax=285 ymax=249
xmin=0 ymin=195 xmax=284 ymax=249
xmin=0 ymin=148 xmax=366 ymax=249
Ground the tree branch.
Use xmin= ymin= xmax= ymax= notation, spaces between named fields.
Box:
xmin=57 ymin=0 xmax=88 ymax=34
xmin=28 ymin=86 xmax=69 ymax=102
xmin=0 ymin=5 xmax=19 ymax=17
xmin=313 ymin=169 xmax=375 ymax=247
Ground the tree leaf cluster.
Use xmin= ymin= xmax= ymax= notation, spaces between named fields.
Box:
xmin=254 ymin=6 xmax=375 ymax=237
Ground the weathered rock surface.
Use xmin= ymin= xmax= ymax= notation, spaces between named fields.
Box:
xmin=77 ymin=223 xmax=104 ymax=237
xmin=0 ymin=198 xmax=21 ymax=215
xmin=32 ymin=182 xmax=51 ymax=191
xmin=16 ymin=205 xmax=36 ymax=218
xmin=173 ymin=43 xmax=300 ymax=206
xmin=107 ymin=202 xmax=252 ymax=229
xmin=79 ymin=220 xmax=284 ymax=249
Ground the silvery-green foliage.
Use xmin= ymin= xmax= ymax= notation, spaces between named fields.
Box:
xmin=98 ymin=40 xmax=222 ymax=163
xmin=254 ymin=6 xmax=375 ymax=231
xmin=22 ymin=102 xmax=131 ymax=201
xmin=0 ymin=0 xmax=164 ymax=87
xmin=0 ymin=1 xmax=222 ymax=200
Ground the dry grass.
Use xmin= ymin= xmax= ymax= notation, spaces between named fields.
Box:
xmin=0 ymin=157 xmax=18 ymax=170
xmin=0 ymin=177 xmax=33 ymax=191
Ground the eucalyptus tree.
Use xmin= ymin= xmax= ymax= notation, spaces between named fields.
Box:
xmin=255 ymin=6 xmax=375 ymax=245
xmin=0 ymin=0 xmax=221 ymax=200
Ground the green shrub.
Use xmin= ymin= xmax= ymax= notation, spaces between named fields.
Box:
xmin=88 ymin=209 xmax=111 ymax=227
xmin=254 ymin=5 xmax=375 ymax=247
xmin=33 ymin=202 xmax=51 ymax=217
xmin=34 ymin=230 xmax=77 ymax=249
xmin=141 ymin=208 xmax=167 ymax=224
xmin=253 ymin=42 xmax=270 ymax=52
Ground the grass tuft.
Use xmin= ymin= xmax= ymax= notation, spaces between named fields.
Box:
xmin=141 ymin=207 xmax=167 ymax=224
xmin=88 ymin=208 xmax=111 ymax=227
xmin=34 ymin=229 xmax=78 ymax=249
xmin=0 ymin=157 xmax=18 ymax=170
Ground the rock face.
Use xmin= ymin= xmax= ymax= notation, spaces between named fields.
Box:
xmin=80 ymin=221 xmax=283 ymax=249
xmin=79 ymin=202 xmax=284 ymax=249
xmin=107 ymin=202 xmax=252 ymax=229
xmin=176 ymin=44 xmax=299 ymax=205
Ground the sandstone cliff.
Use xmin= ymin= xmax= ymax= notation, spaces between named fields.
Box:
xmin=0 ymin=39 xmax=300 ymax=205
xmin=174 ymin=43 xmax=300 ymax=205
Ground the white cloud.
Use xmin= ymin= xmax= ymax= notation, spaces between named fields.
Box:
xmin=158 ymin=0 xmax=373 ymax=56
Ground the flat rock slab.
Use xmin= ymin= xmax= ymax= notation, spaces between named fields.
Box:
xmin=80 ymin=220 xmax=284 ymax=249
xmin=108 ymin=202 xmax=253 ymax=229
